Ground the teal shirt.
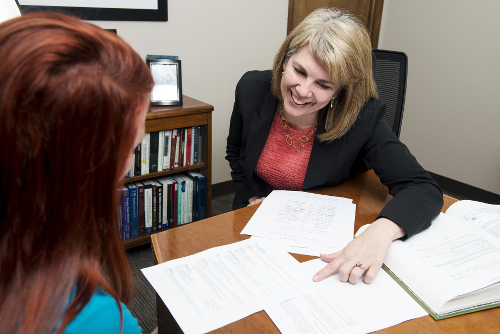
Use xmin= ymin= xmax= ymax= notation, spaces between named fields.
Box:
xmin=64 ymin=290 xmax=141 ymax=334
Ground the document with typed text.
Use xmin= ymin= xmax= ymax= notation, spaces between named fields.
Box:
xmin=142 ymin=239 xmax=313 ymax=334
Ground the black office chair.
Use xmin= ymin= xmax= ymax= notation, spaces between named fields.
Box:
xmin=350 ymin=50 xmax=408 ymax=176
xmin=372 ymin=49 xmax=408 ymax=138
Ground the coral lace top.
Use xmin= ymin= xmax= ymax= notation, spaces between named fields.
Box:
xmin=255 ymin=111 xmax=316 ymax=192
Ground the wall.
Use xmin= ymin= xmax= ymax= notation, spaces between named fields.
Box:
xmin=92 ymin=0 xmax=289 ymax=184
xmin=378 ymin=0 xmax=500 ymax=195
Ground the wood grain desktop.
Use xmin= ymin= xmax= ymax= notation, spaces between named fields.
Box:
xmin=152 ymin=170 xmax=500 ymax=334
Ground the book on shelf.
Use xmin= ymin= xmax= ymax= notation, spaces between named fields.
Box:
xmin=197 ymin=126 xmax=203 ymax=162
xmin=134 ymin=182 xmax=145 ymax=236
xmin=121 ymin=186 xmax=131 ymax=241
xmin=181 ymin=128 xmax=186 ymax=167
xmin=128 ymin=183 xmax=139 ymax=239
xmin=156 ymin=177 xmax=172 ymax=229
xmin=142 ymin=181 xmax=153 ymax=234
xmin=362 ymin=199 xmax=500 ymax=320
xmin=171 ymin=178 xmax=179 ymax=227
xmin=185 ymin=172 xmax=199 ymax=221
xmin=171 ymin=175 xmax=185 ymax=225
xmin=193 ymin=126 xmax=199 ymax=164
xmin=170 ymin=129 xmax=177 ymax=170
xmin=152 ymin=179 xmax=163 ymax=231
xmin=158 ymin=130 xmax=164 ymax=172
xmin=192 ymin=171 xmax=206 ymax=219
xmin=118 ymin=191 xmax=123 ymax=240
xmin=174 ymin=129 xmax=180 ymax=168
xmin=183 ymin=174 xmax=193 ymax=223
xmin=149 ymin=131 xmax=159 ymax=173
xmin=134 ymin=143 xmax=141 ymax=176
xmin=127 ymin=150 xmax=135 ymax=178
xmin=163 ymin=130 xmax=171 ymax=170
xmin=141 ymin=133 xmax=150 ymax=175
xmin=186 ymin=127 xmax=192 ymax=166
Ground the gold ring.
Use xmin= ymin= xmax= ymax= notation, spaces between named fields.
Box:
xmin=354 ymin=262 xmax=366 ymax=270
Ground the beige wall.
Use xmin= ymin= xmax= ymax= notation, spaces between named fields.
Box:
xmin=378 ymin=0 xmax=500 ymax=195
xmin=91 ymin=0 xmax=500 ymax=195
xmin=91 ymin=0 xmax=289 ymax=184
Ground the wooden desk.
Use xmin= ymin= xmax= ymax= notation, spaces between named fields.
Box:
xmin=151 ymin=170 xmax=500 ymax=333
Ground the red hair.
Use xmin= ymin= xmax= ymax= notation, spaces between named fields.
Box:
xmin=0 ymin=13 xmax=154 ymax=333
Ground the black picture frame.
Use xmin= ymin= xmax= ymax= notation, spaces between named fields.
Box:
xmin=147 ymin=58 xmax=182 ymax=106
xmin=15 ymin=0 xmax=168 ymax=22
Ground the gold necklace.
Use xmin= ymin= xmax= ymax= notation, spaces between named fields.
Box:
xmin=279 ymin=106 xmax=317 ymax=152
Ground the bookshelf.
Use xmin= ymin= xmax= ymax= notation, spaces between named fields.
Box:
xmin=123 ymin=95 xmax=213 ymax=249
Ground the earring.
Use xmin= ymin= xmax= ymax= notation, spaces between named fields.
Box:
xmin=330 ymin=98 xmax=335 ymax=109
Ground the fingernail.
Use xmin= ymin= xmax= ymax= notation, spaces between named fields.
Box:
xmin=313 ymin=275 xmax=319 ymax=281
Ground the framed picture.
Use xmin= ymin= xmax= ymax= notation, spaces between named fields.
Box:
xmin=15 ymin=0 xmax=168 ymax=21
xmin=148 ymin=58 xmax=182 ymax=106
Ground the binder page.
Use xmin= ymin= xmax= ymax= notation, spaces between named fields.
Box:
xmin=241 ymin=190 xmax=355 ymax=256
xmin=445 ymin=200 xmax=500 ymax=239
xmin=265 ymin=259 xmax=427 ymax=334
xmin=142 ymin=239 xmax=313 ymax=334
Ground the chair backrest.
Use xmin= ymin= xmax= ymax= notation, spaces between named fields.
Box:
xmin=372 ymin=49 xmax=408 ymax=138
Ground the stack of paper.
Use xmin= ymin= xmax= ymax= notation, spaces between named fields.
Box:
xmin=142 ymin=191 xmax=428 ymax=334
xmin=241 ymin=190 xmax=356 ymax=256
xmin=142 ymin=239 xmax=314 ymax=334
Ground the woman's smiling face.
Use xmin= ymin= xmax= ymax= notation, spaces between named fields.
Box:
xmin=281 ymin=46 xmax=339 ymax=120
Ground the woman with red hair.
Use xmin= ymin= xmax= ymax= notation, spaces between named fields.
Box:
xmin=0 ymin=13 xmax=154 ymax=333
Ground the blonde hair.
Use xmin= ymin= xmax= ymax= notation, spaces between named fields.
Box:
xmin=272 ymin=7 xmax=377 ymax=141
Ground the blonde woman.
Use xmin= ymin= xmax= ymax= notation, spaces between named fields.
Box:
xmin=226 ymin=8 xmax=443 ymax=284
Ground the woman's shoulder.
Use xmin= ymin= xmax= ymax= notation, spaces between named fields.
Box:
xmin=237 ymin=70 xmax=273 ymax=89
xmin=356 ymin=98 xmax=388 ymax=123
xmin=240 ymin=69 xmax=272 ymax=82
xmin=64 ymin=290 xmax=141 ymax=334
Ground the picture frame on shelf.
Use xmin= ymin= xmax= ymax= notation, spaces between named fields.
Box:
xmin=147 ymin=58 xmax=183 ymax=106
xmin=15 ymin=0 xmax=168 ymax=21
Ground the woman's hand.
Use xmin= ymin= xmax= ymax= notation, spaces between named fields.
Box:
xmin=313 ymin=218 xmax=406 ymax=284
xmin=247 ymin=196 xmax=266 ymax=206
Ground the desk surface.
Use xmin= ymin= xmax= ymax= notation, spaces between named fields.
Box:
xmin=152 ymin=170 xmax=500 ymax=334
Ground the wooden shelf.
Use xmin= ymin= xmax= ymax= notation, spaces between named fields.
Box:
xmin=123 ymin=96 xmax=213 ymax=249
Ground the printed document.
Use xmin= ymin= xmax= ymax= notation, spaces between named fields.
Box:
xmin=265 ymin=259 xmax=428 ymax=334
xmin=241 ymin=190 xmax=355 ymax=256
xmin=142 ymin=239 xmax=313 ymax=334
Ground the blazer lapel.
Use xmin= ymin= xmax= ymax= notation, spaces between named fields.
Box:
xmin=245 ymin=92 xmax=278 ymax=178
xmin=303 ymin=117 xmax=341 ymax=189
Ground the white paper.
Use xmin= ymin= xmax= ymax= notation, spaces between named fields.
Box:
xmin=0 ymin=0 xmax=21 ymax=24
xmin=265 ymin=259 xmax=428 ymax=334
xmin=18 ymin=0 xmax=158 ymax=10
xmin=142 ymin=239 xmax=313 ymax=334
xmin=241 ymin=191 xmax=355 ymax=256
xmin=445 ymin=200 xmax=500 ymax=238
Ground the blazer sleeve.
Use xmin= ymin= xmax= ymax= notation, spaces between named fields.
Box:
xmin=225 ymin=71 xmax=273 ymax=208
xmin=360 ymin=100 xmax=443 ymax=238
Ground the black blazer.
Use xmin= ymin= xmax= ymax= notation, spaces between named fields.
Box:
xmin=226 ymin=70 xmax=443 ymax=238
